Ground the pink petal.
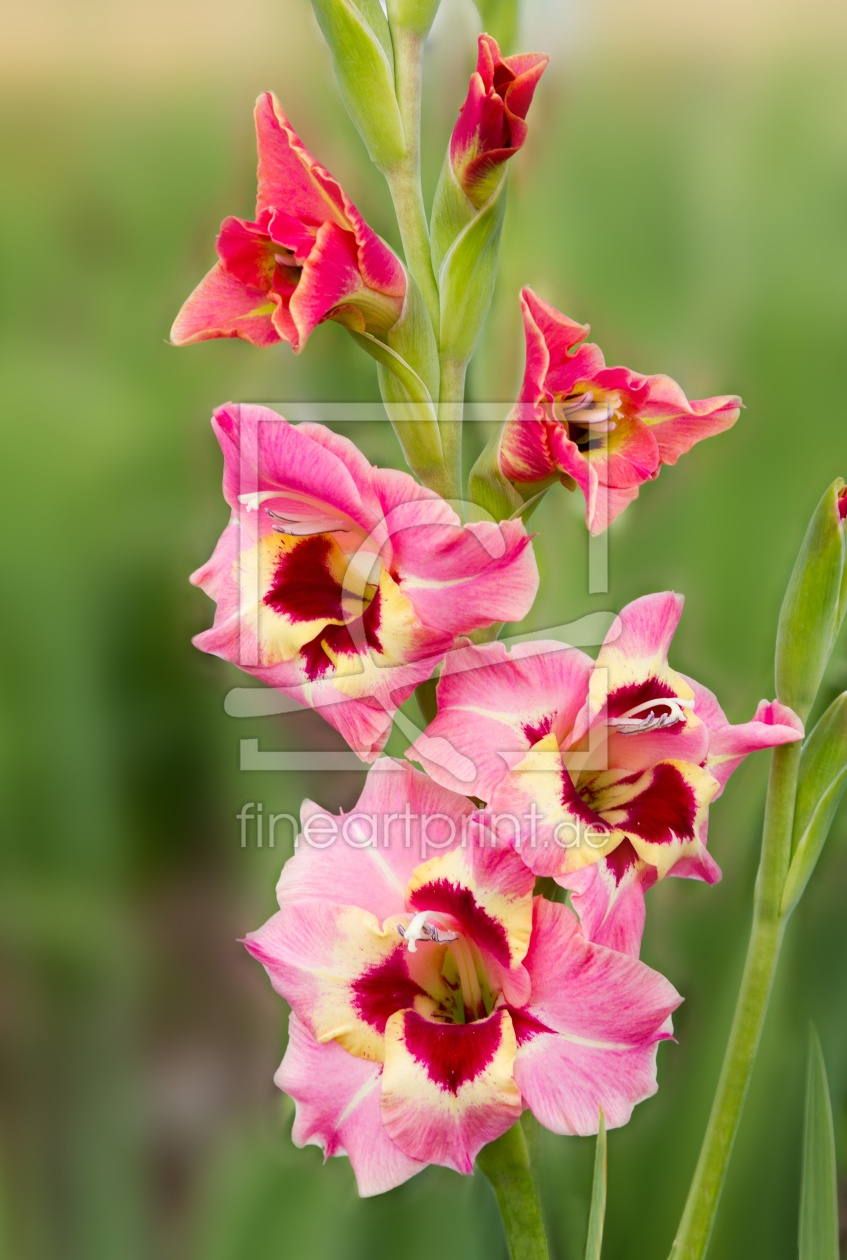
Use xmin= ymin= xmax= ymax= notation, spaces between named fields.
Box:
xmin=520 ymin=288 xmax=593 ymax=393
xmin=381 ymin=1007 xmax=521 ymax=1174
xmin=513 ymin=898 xmax=680 ymax=1134
xmin=170 ymin=260 xmax=280 ymax=347
xmin=558 ymin=842 xmax=656 ymax=958
xmin=391 ymin=515 xmax=539 ymax=633
xmin=407 ymin=639 xmax=592 ymax=799
xmin=253 ymin=92 xmax=405 ymax=338
xmin=211 ymin=402 xmax=374 ymax=527
xmin=498 ymin=405 xmax=558 ymax=483
xmin=637 ymin=374 xmax=742 ymax=465
xmin=276 ymin=759 xmax=474 ymax=922
xmin=290 ymin=220 xmax=401 ymax=348
xmin=597 ymin=590 xmax=684 ymax=676
xmin=277 ymin=1013 xmax=424 ymax=1196
xmin=254 ymin=92 xmax=349 ymax=229
xmin=678 ymin=675 xmax=804 ymax=796
xmin=244 ymin=900 xmax=425 ymax=1061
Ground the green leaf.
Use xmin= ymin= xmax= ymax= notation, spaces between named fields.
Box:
xmin=311 ymin=0 xmax=406 ymax=170
xmin=799 ymin=1025 xmax=839 ymax=1260
xmin=781 ymin=691 xmax=847 ymax=917
xmin=775 ymin=478 xmax=846 ymax=722
xmin=584 ymin=1111 xmax=607 ymax=1260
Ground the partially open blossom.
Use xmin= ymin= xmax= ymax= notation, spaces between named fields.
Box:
xmin=171 ymin=92 xmax=406 ymax=351
xmin=498 ymin=289 xmax=742 ymax=535
xmin=450 ymin=36 xmax=548 ymax=208
xmin=244 ymin=761 xmax=681 ymax=1193
xmin=191 ymin=403 xmax=538 ymax=760
xmin=409 ymin=592 xmax=803 ymax=955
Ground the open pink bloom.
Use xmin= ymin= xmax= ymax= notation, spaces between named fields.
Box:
xmin=171 ymin=92 xmax=406 ymax=350
xmin=191 ymin=403 xmax=538 ymax=760
xmin=244 ymin=761 xmax=681 ymax=1193
xmin=498 ymin=289 xmax=742 ymax=534
xmin=450 ymin=36 xmax=548 ymax=208
xmin=408 ymin=592 xmax=803 ymax=956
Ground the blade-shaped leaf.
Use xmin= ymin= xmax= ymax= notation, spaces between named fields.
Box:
xmin=585 ymin=1111 xmax=607 ymax=1260
xmin=799 ymin=1025 xmax=839 ymax=1260
xmin=781 ymin=691 xmax=847 ymax=917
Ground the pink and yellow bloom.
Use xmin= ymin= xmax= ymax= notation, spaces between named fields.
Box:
xmin=449 ymin=36 xmax=548 ymax=208
xmin=409 ymin=592 xmax=803 ymax=956
xmin=244 ymin=761 xmax=681 ymax=1193
xmin=498 ymin=289 xmax=743 ymax=534
xmin=171 ymin=92 xmax=406 ymax=350
xmin=191 ymin=403 xmax=538 ymax=759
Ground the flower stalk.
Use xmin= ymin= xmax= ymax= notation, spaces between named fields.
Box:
xmin=436 ymin=352 xmax=467 ymax=503
xmin=670 ymin=481 xmax=846 ymax=1259
xmin=384 ymin=21 xmax=440 ymax=335
xmin=476 ymin=1121 xmax=549 ymax=1260
xmin=667 ymin=739 xmax=801 ymax=1260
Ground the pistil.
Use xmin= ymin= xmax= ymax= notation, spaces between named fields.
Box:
xmin=447 ymin=935 xmax=485 ymax=1021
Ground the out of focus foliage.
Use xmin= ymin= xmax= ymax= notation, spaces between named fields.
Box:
xmin=0 ymin=8 xmax=846 ymax=1258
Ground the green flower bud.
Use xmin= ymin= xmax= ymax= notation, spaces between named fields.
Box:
xmin=467 ymin=425 xmax=524 ymax=522
xmin=387 ymin=0 xmax=441 ymax=37
xmin=311 ymin=0 xmax=406 ymax=170
xmin=775 ymin=479 xmax=846 ymax=722
xmin=781 ymin=691 xmax=847 ymax=917
xmin=435 ymin=175 xmax=507 ymax=365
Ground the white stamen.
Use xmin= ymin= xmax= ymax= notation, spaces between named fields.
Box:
xmin=266 ymin=509 xmax=351 ymax=536
xmin=554 ymin=394 xmax=619 ymax=435
xmin=608 ymin=695 xmax=695 ymax=736
xmin=236 ymin=494 xmax=350 ymax=535
xmin=238 ymin=491 xmax=279 ymax=512
xmin=397 ymin=913 xmax=459 ymax=953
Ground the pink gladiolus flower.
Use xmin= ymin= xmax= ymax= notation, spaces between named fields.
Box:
xmin=244 ymin=761 xmax=681 ymax=1193
xmin=408 ymin=592 xmax=803 ymax=956
xmin=498 ymin=289 xmax=743 ymax=535
xmin=171 ymin=92 xmax=406 ymax=350
xmin=190 ymin=403 xmax=538 ymax=760
xmin=450 ymin=36 xmax=549 ymax=208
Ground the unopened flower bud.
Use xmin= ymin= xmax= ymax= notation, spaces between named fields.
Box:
xmin=775 ymin=478 xmax=847 ymax=721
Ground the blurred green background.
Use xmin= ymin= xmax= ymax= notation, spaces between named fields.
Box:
xmin=1 ymin=0 xmax=846 ymax=1256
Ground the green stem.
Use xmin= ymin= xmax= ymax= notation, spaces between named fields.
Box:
xmin=436 ymin=353 xmax=466 ymax=503
xmin=477 ymin=1121 xmax=549 ymax=1260
xmin=383 ymin=27 xmax=440 ymax=334
xmin=668 ymin=739 xmax=802 ymax=1260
